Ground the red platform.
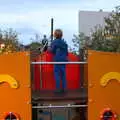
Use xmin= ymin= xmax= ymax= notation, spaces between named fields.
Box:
xmin=33 ymin=51 xmax=81 ymax=90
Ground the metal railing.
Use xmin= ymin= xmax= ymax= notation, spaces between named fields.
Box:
xmin=31 ymin=61 xmax=88 ymax=65
xmin=31 ymin=61 xmax=87 ymax=90
xmin=32 ymin=103 xmax=88 ymax=120
xmin=32 ymin=104 xmax=88 ymax=109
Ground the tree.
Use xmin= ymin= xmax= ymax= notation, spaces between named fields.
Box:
xmin=27 ymin=34 xmax=49 ymax=59
xmin=72 ymin=6 xmax=120 ymax=53
xmin=72 ymin=33 xmax=87 ymax=55
xmin=89 ymin=6 xmax=120 ymax=52
xmin=0 ymin=28 xmax=20 ymax=54
xmin=29 ymin=34 xmax=42 ymax=51
xmin=29 ymin=34 xmax=49 ymax=52
xmin=29 ymin=42 xmax=42 ymax=51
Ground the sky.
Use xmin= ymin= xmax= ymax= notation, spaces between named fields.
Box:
xmin=0 ymin=0 xmax=119 ymax=46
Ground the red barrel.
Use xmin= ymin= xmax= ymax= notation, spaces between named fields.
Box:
xmin=33 ymin=51 xmax=81 ymax=90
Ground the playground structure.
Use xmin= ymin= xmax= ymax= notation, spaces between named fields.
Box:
xmin=0 ymin=50 xmax=120 ymax=120
xmin=33 ymin=51 xmax=81 ymax=90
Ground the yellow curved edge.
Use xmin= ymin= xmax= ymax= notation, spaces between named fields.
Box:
xmin=0 ymin=74 xmax=19 ymax=88
xmin=100 ymin=72 xmax=120 ymax=87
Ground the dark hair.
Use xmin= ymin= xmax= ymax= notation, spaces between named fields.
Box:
xmin=54 ymin=29 xmax=63 ymax=39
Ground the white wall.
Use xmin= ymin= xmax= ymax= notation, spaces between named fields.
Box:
xmin=79 ymin=10 xmax=110 ymax=36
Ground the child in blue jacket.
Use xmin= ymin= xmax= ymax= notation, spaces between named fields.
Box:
xmin=49 ymin=29 xmax=68 ymax=93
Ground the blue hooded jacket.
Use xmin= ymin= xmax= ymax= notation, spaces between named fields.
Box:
xmin=50 ymin=39 xmax=68 ymax=62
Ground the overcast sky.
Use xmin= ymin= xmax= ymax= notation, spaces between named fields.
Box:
xmin=0 ymin=0 xmax=119 ymax=45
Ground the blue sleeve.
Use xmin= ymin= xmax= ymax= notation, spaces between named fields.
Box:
xmin=63 ymin=41 xmax=68 ymax=56
xmin=66 ymin=43 xmax=68 ymax=56
xmin=50 ymin=41 xmax=56 ymax=54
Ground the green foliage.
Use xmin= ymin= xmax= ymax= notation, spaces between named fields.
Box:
xmin=73 ymin=6 xmax=120 ymax=53
xmin=0 ymin=28 xmax=20 ymax=53
xmin=28 ymin=34 xmax=42 ymax=51
xmin=90 ymin=6 xmax=120 ymax=52
xmin=72 ymin=33 xmax=87 ymax=54
xmin=29 ymin=42 xmax=42 ymax=51
xmin=27 ymin=34 xmax=43 ymax=59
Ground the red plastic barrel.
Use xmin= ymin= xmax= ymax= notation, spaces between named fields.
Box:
xmin=33 ymin=51 xmax=81 ymax=90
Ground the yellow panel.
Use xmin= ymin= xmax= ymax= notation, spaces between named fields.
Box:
xmin=100 ymin=72 xmax=120 ymax=87
xmin=0 ymin=52 xmax=32 ymax=120
xmin=88 ymin=50 xmax=120 ymax=120
xmin=0 ymin=74 xmax=19 ymax=88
